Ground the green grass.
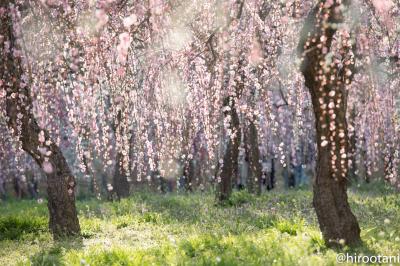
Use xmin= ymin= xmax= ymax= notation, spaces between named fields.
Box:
xmin=0 ymin=181 xmax=399 ymax=265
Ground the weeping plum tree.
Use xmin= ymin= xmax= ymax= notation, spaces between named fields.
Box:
xmin=0 ymin=0 xmax=80 ymax=238
xmin=298 ymin=0 xmax=361 ymax=246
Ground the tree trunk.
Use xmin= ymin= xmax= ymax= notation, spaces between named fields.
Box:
xmin=298 ymin=0 xmax=361 ymax=247
xmin=217 ymin=96 xmax=241 ymax=202
xmin=244 ymin=117 xmax=262 ymax=194
xmin=13 ymin=176 xmax=26 ymax=199
xmin=101 ymin=172 xmax=109 ymax=196
xmin=113 ymin=152 xmax=130 ymax=199
xmin=184 ymin=159 xmax=195 ymax=192
xmin=111 ymin=110 xmax=130 ymax=199
xmin=267 ymin=158 xmax=275 ymax=190
xmin=1 ymin=1 xmax=80 ymax=238
xmin=217 ymin=50 xmax=246 ymax=202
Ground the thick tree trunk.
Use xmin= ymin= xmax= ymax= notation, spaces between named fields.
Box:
xmin=298 ymin=0 xmax=361 ymax=247
xmin=0 ymin=1 xmax=80 ymax=238
xmin=217 ymin=96 xmax=241 ymax=202
xmin=244 ymin=117 xmax=262 ymax=194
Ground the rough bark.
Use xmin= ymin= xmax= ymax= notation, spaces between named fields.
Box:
xmin=298 ymin=0 xmax=361 ymax=247
xmin=0 ymin=1 xmax=80 ymax=238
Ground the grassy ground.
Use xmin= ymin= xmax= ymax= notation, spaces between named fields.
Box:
xmin=0 ymin=181 xmax=399 ymax=266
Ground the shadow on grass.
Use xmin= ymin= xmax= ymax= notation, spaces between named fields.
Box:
xmin=110 ymin=190 xmax=314 ymax=236
xmin=30 ymin=238 xmax=83 ymax=266
xmin=0 ymin=215 xmax=48 ymax=241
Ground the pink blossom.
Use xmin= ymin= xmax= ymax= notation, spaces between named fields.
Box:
xmin=114 ymin=96 xmax=124 ymax=103
xmin=42 ymin=161 xmax=53 ymax=174
xmin=119 ymin=32 xmax=132 ymax=49
xmin=117 ymin=67 xmax=126 ymax=77
xmin=123 ymin=14 xmax=138 ymax=28
xmin=38 ymin=147 xmax=48 ymax=155
xmin=281 ymin=16 xmax=289 ymax=24
xmin=117 ymin=44 xmax=128 ymax=64
xmin=96 ymin=9 xmax=109 ymax=30
xmin=324 ymin=0 xmax=334 ymax=8
xmin=248 ymin=39 xmax=263 ymax=66
xmin=372 ymin=0 xmax=393 ymax=13
xmin=41 ymin=0 xmax=60 ymax=7
xmin=38 ymin=131 xmax=45 ymax=143
xmin=117 ymin=32 xmax=131 ymax=64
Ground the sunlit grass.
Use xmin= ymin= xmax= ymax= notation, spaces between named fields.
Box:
xmin=0 ymin=181 xmax=399 ymax=265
